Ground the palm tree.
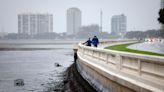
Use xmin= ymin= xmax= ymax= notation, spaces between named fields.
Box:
xmin=158 ymin=8 xmax=164 ymax=24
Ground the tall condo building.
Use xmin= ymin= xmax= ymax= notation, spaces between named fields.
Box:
xmin=18 ymin=13 xmax=53 ymax=36
xmin=111 ymin=14 xmax=127 ymax=35
xmin=67 ymin=8 xmax=81 ymax=35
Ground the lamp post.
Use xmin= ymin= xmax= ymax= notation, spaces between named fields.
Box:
xmin=73 ymin=44 xmax=78 ymax=62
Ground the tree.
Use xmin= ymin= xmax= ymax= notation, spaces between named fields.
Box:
xmin=158 ymin=8 xmax=164 ymax=24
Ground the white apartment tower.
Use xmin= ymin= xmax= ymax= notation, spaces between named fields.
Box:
xmin=111 ymin=14 xmax=127 ymax=35
xmin=67 ymin=8 xmax=81 ymax=35
xmin=18 ymin=13 xmax=53 ymax=36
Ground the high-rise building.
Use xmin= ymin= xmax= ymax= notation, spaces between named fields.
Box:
xmin=161 ymin=0 xmax=164 ymax=8
xmin=111 ymin=14 xmax=127 ymax=35
xmin=18 ymin=13 xmax=53 ymax=36
xmin=67 ymin=8 xmax=81 ymax=35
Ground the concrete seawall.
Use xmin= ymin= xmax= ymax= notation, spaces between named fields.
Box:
xmin=76 ymin=58 xmax=136 ymax=92
xmin=74 ymin=41 xmax=164 ymax=92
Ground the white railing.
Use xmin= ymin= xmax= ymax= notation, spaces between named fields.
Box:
xmin=77 ymin=41 xmax=164 ymax=91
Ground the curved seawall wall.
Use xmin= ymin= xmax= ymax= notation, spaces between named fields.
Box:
xmin=74 ymin=41 xmax=164 ymax=92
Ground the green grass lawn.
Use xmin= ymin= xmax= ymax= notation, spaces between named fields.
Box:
xmin=105 ymin=43 xmax=164 ymax=56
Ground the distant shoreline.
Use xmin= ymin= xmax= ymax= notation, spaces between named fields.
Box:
xmin=0 ymin=48 xmax=68 ymax=51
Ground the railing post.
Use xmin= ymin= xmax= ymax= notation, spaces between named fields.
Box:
xmin=116 ymin=54 xmax=122 ymax=70
xmin=138 ymin=59 xmax=141 ymax=76
xmin=92 ymin=50 xmax=94 ymax=57
xmin=82 ymin=48 xmax=85 ymax=57
xmin=120 ymin=56 xmax=122 ymax=70
xmin=106 ymin=54 xmax=109 ymax=64
xmin=98 ymin=52 xmax=101 ymax=62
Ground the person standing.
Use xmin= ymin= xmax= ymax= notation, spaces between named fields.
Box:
xmin=92 ymin=36 xmax=99 ymax=47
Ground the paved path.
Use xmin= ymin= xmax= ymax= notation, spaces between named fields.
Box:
xmin=128 ymin=42 xmax=164 ymax=54
xmin=98 ymin=41 xmax=164 ymax=54
xmin=98 ymin=43 xmax=111 ymax=48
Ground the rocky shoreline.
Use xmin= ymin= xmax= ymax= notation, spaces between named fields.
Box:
xmin=53 ymin=63 xmax=97 ymax=92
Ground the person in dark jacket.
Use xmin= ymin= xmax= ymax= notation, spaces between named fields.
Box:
xmin=92 ymin=36 xmax=99 ymax=47
xmin=83 ymin=38 xmax=92 ymax=46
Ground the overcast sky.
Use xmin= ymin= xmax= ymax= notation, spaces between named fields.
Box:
xmin=0 ymin=0 xmax=161 ymax=33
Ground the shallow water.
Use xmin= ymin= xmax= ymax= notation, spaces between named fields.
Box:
xmin=0 ymin=40 xmax=75 ymax=92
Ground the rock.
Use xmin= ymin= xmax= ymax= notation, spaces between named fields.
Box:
xmin=63 ymin=80 xmax=68 ymax=84
xmin=49 ymin=78 xmax=53 ymax=80
xmin=14 ymin=79 xmax=24 ymax=86
xmin=41 ymin=84 xmax=44 ymax=86
xmin=54 ymin=63 xmax=61 ymax=67
xmin=54 ymin=88 xmax=62 ymax=91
